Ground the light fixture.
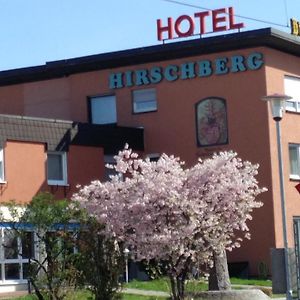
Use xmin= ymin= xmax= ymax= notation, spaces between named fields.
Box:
xmin=261 ymin=93 xmax=293 ymax=300
xmin=261 ymin=93 xmax=292 ymax=121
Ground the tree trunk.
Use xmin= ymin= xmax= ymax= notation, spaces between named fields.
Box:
xmin=170 ymin=276 xmax=178 ymax=300
xmin=29 ymin=278 xmax=44 ymax=300
xmin=169 ymin=275 xmax=185 ymax=300
xmin=209 ymin=248 xmax=231 ymax=291
xmin=176 ymin=275 xmax=185 ymax=300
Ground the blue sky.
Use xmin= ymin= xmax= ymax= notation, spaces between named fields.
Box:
xmin=0 ymin=0 xmax=299 ymax=71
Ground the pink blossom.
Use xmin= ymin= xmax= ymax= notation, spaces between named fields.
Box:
xmin=72 ymin=147 xmax=266 ymax=276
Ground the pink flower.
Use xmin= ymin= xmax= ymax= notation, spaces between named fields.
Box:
xmin=72 ymin=146 xmax=266 ymax=276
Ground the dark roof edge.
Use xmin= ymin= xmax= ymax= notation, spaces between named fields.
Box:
xmin=0 ymin=113 xmax=144 ymax=153
xmin=1 ymin=27 xmax=300 ymax=86
xmin=0 ymin=113 xmax=144 ymax=131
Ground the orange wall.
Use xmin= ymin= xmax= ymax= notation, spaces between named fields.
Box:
xmin=23 ymin=78 xmax=71 ymax=120
xmin=265 ymin=49 xmax=300 ymax=250
xmin=107 ymin=47 xmax=274 ymax=274
xmin=0 ymin=141 xmax=104 ymax=203
xmin=48 ymin=145 xmax=105 ymax=199
xmin=0 ymin=140 xmax=46 ymax=203
xmin=0 ymin=46 xmax=291 ymax=275
xmin=0 ymin=85 xmax=24 ymax=116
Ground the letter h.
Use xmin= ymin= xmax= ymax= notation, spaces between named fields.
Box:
xmin=157 ymin=18 xmax=173 ymax=41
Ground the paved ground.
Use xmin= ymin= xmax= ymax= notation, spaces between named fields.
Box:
xmin=0 ymin=289 xmax=169 ymax=299
xmin=0 ymin=291 xmax=28 ymax=299
xmin=0 ymin=288 xmax=289 ymax=300
xmin=123 ymin=287 xmax=169 ymax=296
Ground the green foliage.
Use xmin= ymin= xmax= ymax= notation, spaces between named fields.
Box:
xmin=143 ymin=260 xmax=166 ymax=280
xmin=74 ymin=218 xmax=124 ymax=300
xmin=24 ymin=194 xmax=83 ymax=300
xmin=3 ymin=193 xmax=84 ymax=300
xmin=2 ymin=193 xmax=125 ymax=300
xmin=20 ymin=192 xmax=83 ymax=229
xmin=257 ymin=261 xmax=269 ymax=280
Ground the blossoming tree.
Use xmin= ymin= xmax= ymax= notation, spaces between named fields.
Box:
xmin=73 ymin=145 xmax=266 ymax=300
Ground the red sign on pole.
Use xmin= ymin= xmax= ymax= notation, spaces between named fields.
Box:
xmin=156 ymin=7 xmax=245 ymax=41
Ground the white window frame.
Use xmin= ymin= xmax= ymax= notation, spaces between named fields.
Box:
xmin=47 ymin=151 xmax=68 ymax=186
xmin=0 ymin=149 xmax=5 ymax=183
xmin=289 ymin=144 xmax=300 ymax=180
xmin=0 ymin=227 xmax=37 ymax=284
xmin=146 ymin=153 xmax=161 ymax=162
xmin=284 ymin=76 xmax=300 ymax=113
xmin=90 ymin=95 xmax=117 ymax=124
xmin=0 ymin=225 xmax=78 ymax=285
xmin=132 ymin=88 xmax=157 ymax=113
xmin=44 ymin=229 xmax=78 ymax=258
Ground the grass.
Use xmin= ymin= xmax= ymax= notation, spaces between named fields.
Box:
xmin=230 ymin=277 xmax=272 ymax=287
xmin=125 ymin=276 xmax=272 ymax=292
xmin=5 ymin=277 xmax=278 ymax=300
xmin=8 ymin=290 xmax=92 ymax=300
xmin=125 ymin=277 xmax=208 ymax=293
xmin=126 ymin=278 xmax=170 ymax=292
xmin=271 ymin=294 xmax=286 ymax=298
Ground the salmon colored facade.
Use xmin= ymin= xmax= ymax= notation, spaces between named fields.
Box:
xmin=0 ymin=28 xmax=300 ymax=283
xmin=0 ymin=141 xmax=105 ymax=203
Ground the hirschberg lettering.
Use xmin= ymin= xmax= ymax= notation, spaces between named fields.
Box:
xmin=109 ymin=52 xmax=264 ymax=89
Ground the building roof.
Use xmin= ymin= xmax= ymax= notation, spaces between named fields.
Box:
xmin=0 ymin=27 xmax=300 ymax=86
xmin=0 ymin=114 xmax=144 ymax=154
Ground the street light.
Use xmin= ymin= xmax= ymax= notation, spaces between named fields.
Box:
xmin=124 ymin=248 xmax=130 ymax=283
xmin=261 ymin=93 xmax=293 ymax=300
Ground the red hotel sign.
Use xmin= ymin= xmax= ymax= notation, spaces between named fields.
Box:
xmin=157 ymin=7 xmax=244 ymax=41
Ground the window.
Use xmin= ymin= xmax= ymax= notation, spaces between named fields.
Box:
xmin=47 ymin=152 xmax=67 ymax=186
xmin=289 ymin=144 xmax=300 ymax=180
xmin=0 ymin=149 xmax=5 ymax=182
xmin=0 ymin=224 xmax=78 ymax=284
xmin=90 ymin=95 xmax=117 ymax=124
xmin=103 ymin=155 xmax=116 ymax=181
xmin=103 ymin=155 xmax=123 ymax=182
xmin=147 ymin=153 xmax=160 ymax=162
xmin=133 ymin=88 xmax=157 ymax=113
xmin=45 ymin=231 xmax=78 ymax=257
xmin=284 ymin=76 xmax=300 ymax=112
xmin=0 ymin=228 xmax=35 ymax=282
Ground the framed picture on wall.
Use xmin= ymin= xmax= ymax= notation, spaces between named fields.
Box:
xmin=196 ymin=97 xmax=228 ymax=147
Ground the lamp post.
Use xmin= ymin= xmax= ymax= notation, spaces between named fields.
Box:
xmin=124 ymin=248 xmax=130 ymax=283
xmin=261 ymin=93 xmax=293 ymax=300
